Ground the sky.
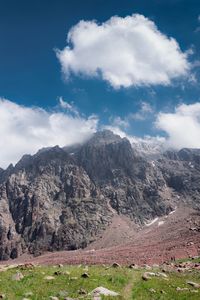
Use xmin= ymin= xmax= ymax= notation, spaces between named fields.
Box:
xmin=1 ymin=0 xmax=200 ymax=167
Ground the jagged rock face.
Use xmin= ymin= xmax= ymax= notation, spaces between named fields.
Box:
xmin=0 ymin=145 xmax=112 ymax=259
xmin=158 ymin=148 xmax=200 ymax=208
xmin=75 ymin=131 xmax=172 ymax=222
xmin=0 ymin=130 xmax=199 ymax=260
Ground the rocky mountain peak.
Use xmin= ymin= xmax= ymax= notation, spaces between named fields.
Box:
xmin=0 ymin=130 xmax=199 ymax=260
xmin=178 ymin=148 xmax=200 ymax=163
xmin=87 ymin=130 xmax=123 ymax=146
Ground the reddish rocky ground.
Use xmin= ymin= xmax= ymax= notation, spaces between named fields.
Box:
xmin=1 ymin=206 xmax=200 ymax=266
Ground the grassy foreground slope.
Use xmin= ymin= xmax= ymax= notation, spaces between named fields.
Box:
xmin=0 ymin=263 xmax=199 ymax=299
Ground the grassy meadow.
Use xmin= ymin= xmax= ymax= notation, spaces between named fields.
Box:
xmin=0 ymin=261 xmax=199 ymax=299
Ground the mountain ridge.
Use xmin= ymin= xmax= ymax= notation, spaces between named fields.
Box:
xmin=0 ymin=130 xmax=199 ymax=260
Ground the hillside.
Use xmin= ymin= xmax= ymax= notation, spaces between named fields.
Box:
xmin=0 ymin=130 xmax=199 ymax=261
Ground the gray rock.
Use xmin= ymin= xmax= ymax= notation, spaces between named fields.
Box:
xmin=187 ymin=281 xmax=200 ymax=288
xmin=90 ymin=286 xmax=119 ymax=297
xmin=11 ymin=272 xmax=24 ymax=281
xmin=23 ymin=292 xmax=33 ymax=297
xmin=81 ymin=272 xmax=89 ymax=278
xmin=0 ymin=130 xmax=199 ymax=259
xmin=112 ymin=263 xmax=121 ymax=268
xmin=142 ymin=272 xmax=156 ymax=280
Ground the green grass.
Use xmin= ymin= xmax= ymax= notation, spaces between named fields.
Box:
xmin=132 ymin=270 xmax=200 ymax=300
xmin=0 ymin=262 xmax=199 ymax=299
xmin=0 ymin=265 xmax=130 ymax=299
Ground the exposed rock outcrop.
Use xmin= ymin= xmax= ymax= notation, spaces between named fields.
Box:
xmin=0 ymin=130 xmax=199 ymax=259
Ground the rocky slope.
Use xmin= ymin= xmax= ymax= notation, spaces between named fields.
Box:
xmin=0 ymin=130 xmax=199 ymax=260
xmin=157 ymin=148 xmax=200 ymax=209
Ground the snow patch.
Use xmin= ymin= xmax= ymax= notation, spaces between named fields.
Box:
xmin=169 ymin=207 xmax=177 ymax=215
xmin=146 ymin=217 xmax=158 ymax=227
xmin=188 ymin=162 xmax=194 ymax=168
xmin=158 ymin=221 xmax=165 ymax=226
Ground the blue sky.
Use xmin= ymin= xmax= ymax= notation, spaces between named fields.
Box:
xmin=0 ymin=0 xmax=200 ymax=167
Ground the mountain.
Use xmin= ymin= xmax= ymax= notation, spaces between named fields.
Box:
xmin=131 ymin=137 xmax=165 ymax=159
xmin=0 ymin=130 xmax=199 ymax=260
xmin=158 ymin=148 xmax=200 ymax=209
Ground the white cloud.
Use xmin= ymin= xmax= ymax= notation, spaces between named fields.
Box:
xmin=156 ymin=102 xmax=200 ymax=149
xmin=57 ymin=14 xmax=190 ymax=88
xmin=103 ymin=125 xmax=130 ymax=140
xmin=0 ymin=99 xmax=98 ymax=168
xmin=59 ymin=96 xmax=79 ymax=116
xmin=108 ymin=116 xmax=129 ymax=129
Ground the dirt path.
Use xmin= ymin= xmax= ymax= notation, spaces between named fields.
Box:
xmin=123 ymin=271 xmax=141 ymax=300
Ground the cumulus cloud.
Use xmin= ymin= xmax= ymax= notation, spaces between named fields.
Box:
xmin=57 ymin=14 xmax=190 ymax=88
xmin=0 ymin=99 xmax=98 ymax=168
xmin=156 ymin=102 xmax=200 ymax=149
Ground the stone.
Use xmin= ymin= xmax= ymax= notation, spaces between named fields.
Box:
xmin=90 ymin=287 xmax=119 ymax=297
xmin=156 ymin=272 xmax=168 ymax=278
xmin=149 ymin=288 xmax=156 ymax=293
xmin=23 ymin=292 xmax=33 ymax=297
xmin=11 ymin=272 xmax=24 ymax=281
xmin=44 ymin=276 xmax=55 ymax=280
xmin=78 ymin=288 xmax=87 ymax=295
xmin=187 ymin=281 xmax=200 ymax=288
xmin=54 ymin=271 xmax=62 ymax=275
xmin=177 ymin=268 xmax=185 ymax=273
xmin=49 ymin=297 xmax=59 ymax=300
xmin=20 ymin=263 xmax=35 ymax=270
xmin=142 ymin=272 xmax=156 ymax=280
xmin=81 ymin=272 xmax=89 ymax=278
xmin=129 ymin=263 xmax=137 ymax=269
xmin=112 ymin=263 xmax=121 ymax=268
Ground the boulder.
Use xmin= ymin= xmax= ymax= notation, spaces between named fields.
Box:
xmin=81 ymin=272 xmax=89 ymax=278
xmin=112 ymin=263 xmax=121 ymax=268
xmin=90 ymin=286 xmax=119 ymax=297
xmin=187 ymin=281 xmax=200 ymax=288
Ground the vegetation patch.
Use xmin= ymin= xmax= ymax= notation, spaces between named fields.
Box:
xmin=0 ymin=261 xmax=199 ymax=299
